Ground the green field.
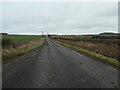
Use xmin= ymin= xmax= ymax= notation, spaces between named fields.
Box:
xmin=2 ymin=35 xmax=43 ymax=42
xmin=2 ymin=35 xmax=45 ymax=60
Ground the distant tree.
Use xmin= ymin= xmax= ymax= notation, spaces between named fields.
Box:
xmin=48 ymin=34 xmax=51 ymax=37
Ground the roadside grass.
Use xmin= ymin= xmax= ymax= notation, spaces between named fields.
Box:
xmin=2 ymin=38 xmax=45 ymax=63
xmin=55 ymin=39 xmax=119 ymax=60
xmin=55 ymin=40 xmax=120 ymax=68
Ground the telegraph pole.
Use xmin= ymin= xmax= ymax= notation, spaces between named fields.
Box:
xmin=42 ymin=31 xmax=44 ymax=37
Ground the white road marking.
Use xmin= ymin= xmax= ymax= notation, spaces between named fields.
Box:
xmin=72 ymin=51 xmax=81 ymax=56
xmin=107 ymin=66 xmax=117 ymax=71
xmin=73 ymin=51 xmax=118 ymax=71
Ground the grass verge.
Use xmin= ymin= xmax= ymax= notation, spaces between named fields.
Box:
xmin=2 ymin=38 xmax=45 ymax=63
xmin=55 ymin=40 xmax=120 ymax=68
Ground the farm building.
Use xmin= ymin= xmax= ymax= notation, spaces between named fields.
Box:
xmin=92 ymin=33 xmax=120 ymax=39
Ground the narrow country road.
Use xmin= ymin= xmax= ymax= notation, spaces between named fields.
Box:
xmin=3 ymin=37 xmax=118 ymax=88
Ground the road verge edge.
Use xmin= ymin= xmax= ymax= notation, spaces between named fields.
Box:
xmin=54 ymin=40 xmax=120 ymax=68
xmin=2 ymin=38 xmax=45 ymax=62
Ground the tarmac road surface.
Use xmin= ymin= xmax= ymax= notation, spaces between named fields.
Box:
xmin=2 ymin=37 xmax=118 ymax=88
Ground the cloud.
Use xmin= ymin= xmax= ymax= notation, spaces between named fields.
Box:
xmin=2 ymin=2 xmax=118 ymax=35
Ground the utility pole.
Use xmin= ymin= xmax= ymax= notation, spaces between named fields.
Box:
xmin=42 ymin=31 xmax=44 ymax=37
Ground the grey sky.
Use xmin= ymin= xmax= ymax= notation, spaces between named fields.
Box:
xmin=1 ymin=2 xmax=118 ymax=35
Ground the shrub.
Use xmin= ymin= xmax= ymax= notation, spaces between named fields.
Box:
xmin=2 ymin=39 xmax=14 ymax=48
